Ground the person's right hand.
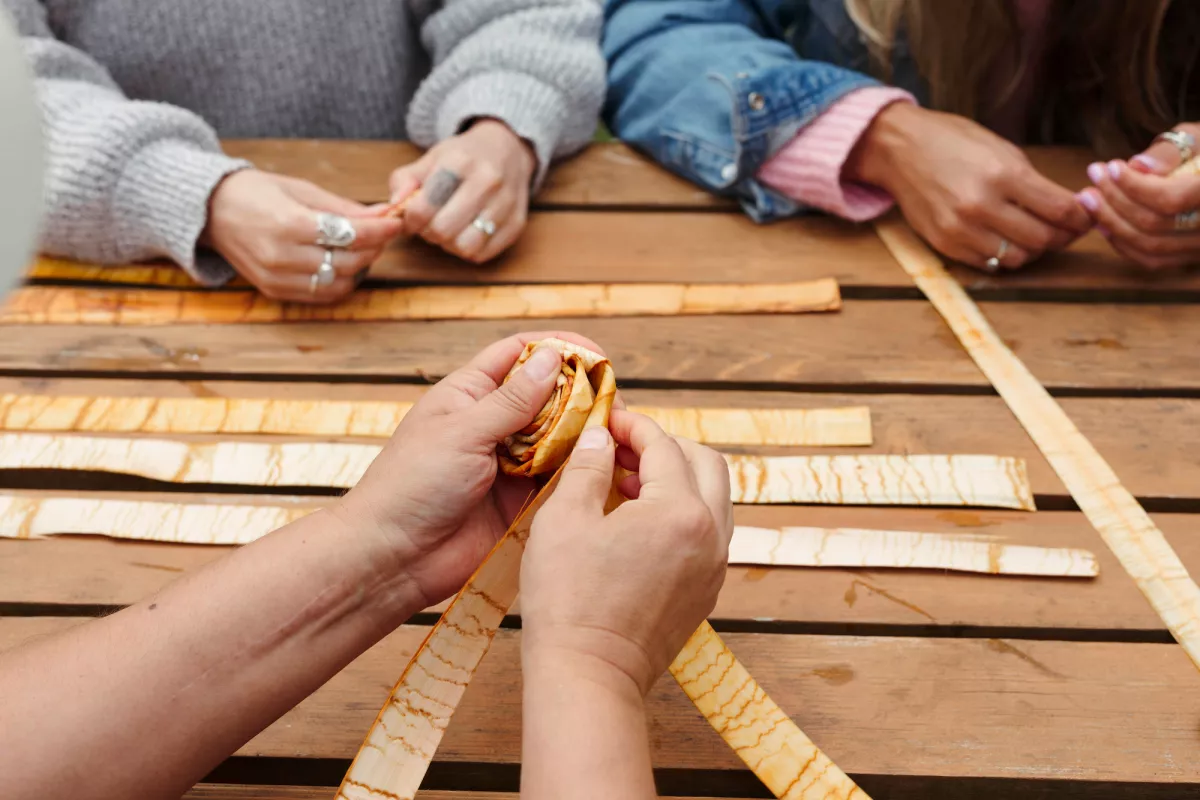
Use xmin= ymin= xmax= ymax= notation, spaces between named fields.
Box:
xmin=519 ymin=410 xmax=734 ymax=696
xmin=846 ymin=103 xmax=1093 ymax=270
xmin=203 ymin=170 xmax=404 ymax=303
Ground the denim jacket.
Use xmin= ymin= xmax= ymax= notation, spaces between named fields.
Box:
xmin=603 ymin=0 xmax=925 ymax=222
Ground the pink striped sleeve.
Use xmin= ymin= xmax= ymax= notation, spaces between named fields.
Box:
xmin=756 ymin=87 xmax=915 ymax=222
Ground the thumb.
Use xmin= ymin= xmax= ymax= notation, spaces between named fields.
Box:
xmin=545 ymin=426 xmax=616 ymax=517
xmin=389 ymin=155 xmax=435 ymax=204
xmin=469 ymin=345 xmax=562 ymax=444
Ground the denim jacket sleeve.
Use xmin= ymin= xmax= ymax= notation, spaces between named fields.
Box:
xmin=602 ymin=0 xmax=880 ymax=222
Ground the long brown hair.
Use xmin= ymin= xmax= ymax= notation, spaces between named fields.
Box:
xmin=844 ymin=0 xmax=1200 ymax=156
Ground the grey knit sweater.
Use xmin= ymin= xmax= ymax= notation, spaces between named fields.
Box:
xmin=7 ymin=0 xmax=605 ymax=284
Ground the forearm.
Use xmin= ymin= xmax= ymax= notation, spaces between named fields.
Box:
xmin=521 ymin=647 xmax=656 ymax=799
xmin=0 ymin=505 xmax=424 ymax=800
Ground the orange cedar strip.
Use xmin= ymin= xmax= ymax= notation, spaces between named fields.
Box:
xmin=875 ymin=217 xmax=1200 ymax=673
xmin=0 ymin=281 xmax=841 ymax=325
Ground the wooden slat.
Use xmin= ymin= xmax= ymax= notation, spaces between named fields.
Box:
xmin=0 ymin=281 xmax=841 ymax=325
xmin=5 ymin=621 xmax=1198 ymax=784
xmin=0 ymin=301 xmax=1194 ymax=391
xmin=186 ymin=790 xmax=733 ymax=800
xmin=0 ymin=380 xmax=1195 ymax=501
xmin=0 ymin=498 xmax=1192 ymax=633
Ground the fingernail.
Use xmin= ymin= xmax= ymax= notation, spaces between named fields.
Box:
xmin=523 ymin=346 xmax=560 ymax=381
xmin=1131 ymin=154 xmax=1162 ymax=173
xmin=1087 ymin=162 xmax=1107 ymax=184
xmin=1076 ymin=190 xmax=1100 ymax=213
xmin=1107 ymin=160 xmax=1123 ymax=179
xmin=576 ymin=426 xmax=611 ymax=450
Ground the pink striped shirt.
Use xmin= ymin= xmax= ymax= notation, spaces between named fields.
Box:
xmin=758 ymin=0 xmax=1050 ymax=220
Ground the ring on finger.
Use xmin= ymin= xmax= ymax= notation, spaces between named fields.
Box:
xmin=1156 ymin=129 xmax=1196 ymax=165
xmin=1176 ymin=210 xmax=1200 ymax=231
xmin=316 ymin=213 xmax=357 ymax=248
xmin=472 ymin=215 xmax=497 ymax=237
xmin=985 ymin=238 xmax=1009 ymax=272
xmin=310 ymin=249 xmax=337 ymax=294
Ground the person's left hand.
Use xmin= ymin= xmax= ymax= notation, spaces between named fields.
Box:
xmin=388 ymin=119 xmax=536 ymax=264
xmin=1077 ymin=122 xmax=1200 ymax=270
xmin=332 ymin=332 xmax=603 ymax=607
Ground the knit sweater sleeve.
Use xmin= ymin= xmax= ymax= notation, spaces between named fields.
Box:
xmin=406 ymin=0 xmax=605 ymax=188
xmin=6 ymin=0 xmax=250 ymax=284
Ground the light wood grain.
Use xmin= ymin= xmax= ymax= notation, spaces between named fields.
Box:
xmin=877 ymin=218 xmax=1200 ymax=673
xmin=0 ymin=393 xmax=871 ymax=447
xmin=0 ymin=435 xmax=1032 ymax=508
xmin=728 ymin=526 xmax=1097 ymax=577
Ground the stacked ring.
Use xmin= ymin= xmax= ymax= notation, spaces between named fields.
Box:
xmin=310 ymin=249 xmax=336 ymax=294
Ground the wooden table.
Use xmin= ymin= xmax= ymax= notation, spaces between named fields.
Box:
xmin=3 ymin=142 xmax=1200 ymax=799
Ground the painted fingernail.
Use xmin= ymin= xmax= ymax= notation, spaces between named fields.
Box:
xmin=523 ymin=346 xmax=561 ymax=381
xmin=1076 ymin=190 xmax=1100 ymax=213
xmin=1107 ymin=160 xmax=1123 ymax=179
xmin=576 ymin=426 xmax=611 ymax=450
xmin=1087 ymin=162 xmax=1107 ymax=184
xmin=1131 ymin=154 xmax=1162 ymax=173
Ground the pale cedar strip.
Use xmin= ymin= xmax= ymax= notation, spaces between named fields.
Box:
xmin=729 ymin=526 xmax=1097 ymax=577
xmin=876 ymin=217 xmax=1200 ymax=672
xmin=0 ymin=281 xmax=841 ymax=325
xmin=0 ymin=433 xmax=1030 ymax=508
xmin=0 ymin=393 xmax=872 ymax=447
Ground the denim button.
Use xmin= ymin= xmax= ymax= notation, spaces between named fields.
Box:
xmin=720 ymin=163 xmax=737 ymax=181
xmin=748 ymin=92 xmax=766 ymax=111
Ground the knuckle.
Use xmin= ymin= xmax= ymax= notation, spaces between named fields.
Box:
xmin=476 ymin=165 xmax=504 ymax=191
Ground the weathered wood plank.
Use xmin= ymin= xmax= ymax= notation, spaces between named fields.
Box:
xmin=0 ymin=380 xmax=1195 ymax=500
xmin=186 ymin=790 xmax=732 ymax=800
xmin=3 ymin=620 xmax=1198 ymax=784
xmin=0 ymin=497 xmax=1192 ymax=633
xmin=0 ymin=302 xmax=1192 ymax=391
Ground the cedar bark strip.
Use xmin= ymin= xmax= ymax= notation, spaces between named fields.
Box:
xmin=875 ymin=218 xmax=1200 ymax=670
xmin=0 ymin=432 xmax=1030 ymax=508
xmin=0 ymin=393 xmax=872 ymax=446
xmin=337 ymin=339 xmax=867 ymax=800
xmin=726 ymin=454 xmax=1034 ymax=510
xmin=729 ymin=526 xmax=1098 ymax=577
xmin=0 ymin=280 xmax=841 ymax=325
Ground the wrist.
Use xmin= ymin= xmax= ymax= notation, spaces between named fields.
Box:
xmin=523 ymin=623 xmax=657 ymax=697
xmin=523 ymin=641 xmax=647 ymax=704
xmin=844 ymin=102 xmax=922 ymax=190
xmin=319 ymin=501 xmax=428 ymax=621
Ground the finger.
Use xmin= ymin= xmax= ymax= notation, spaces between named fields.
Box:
xmin=544 ymin=426 xmax=616 ymax=519
xmin=969 ymin=231 xmax=1034 ymax=272
xmin=280 ymin=245 xmax=378 ymax=277
xmin=1104 ymin=160 xmax=1200 ymax=219
xmin=422 ymin=169 xmax=502 ymax=247
xmin=980 ymin=201 xmax=1073 ymax=254
xmin=389 ymin=157 xmax=433 ymax=205
xmin=466 ymin=344 xmax=562 ymax=443
xmin=1008 ymin=171 xmax=1094 ymax=236
xmin=1088 ymin=167 xmax=1174 ymax=234
xmin=403 ymin=164 xmax=466 ymax=236
xmin=451 ymin=195 xmax=514 ymax=263
xmin=609 ymin=410 xmax=696 ymax=499
xmin=1129 ymin=124 xmax=1200 ymax=175
xmin=474 ymin=205 xmax=527 ymax=264
xmin=249 ymin=271 xmax=358 ymax=305
xmin=1080 ymin=188 xmax=1200 ymax=269
xmin=616 ymin=444 xmax=639 ymax=474
xmin=672 ymin=437 xmax=733 ymax=547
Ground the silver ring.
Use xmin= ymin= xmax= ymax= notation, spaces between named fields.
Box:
xmin=310 ymin=249 xmax=337 ymax=294
xmin=985 ymin=239 xmax=1008 ymax=272
xmin=1176 ymin=210 xmax=1200 ymax=231
xmin=1156 ymin=129 xmax=1195 ymax=165
xmin=472 ymin=216 xmax=497 ymax=237
xmin=316 ymin=213 xmax=357 ymax=248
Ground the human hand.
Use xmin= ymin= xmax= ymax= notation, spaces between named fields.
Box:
xmin=334 ymin=332 xmax=604 ymax=607
xmin=847 ymin=103 xmax=1093 ymax=271
xmin=520 ymin=409 xmax=734 ymax=696
xmin=388 ymin=119 xmax=536 ymax=264
xmin=204 ymin=170 xmax=404 ymax=303
xmin=1075 ymin=123 xmax=1200 ymax=271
